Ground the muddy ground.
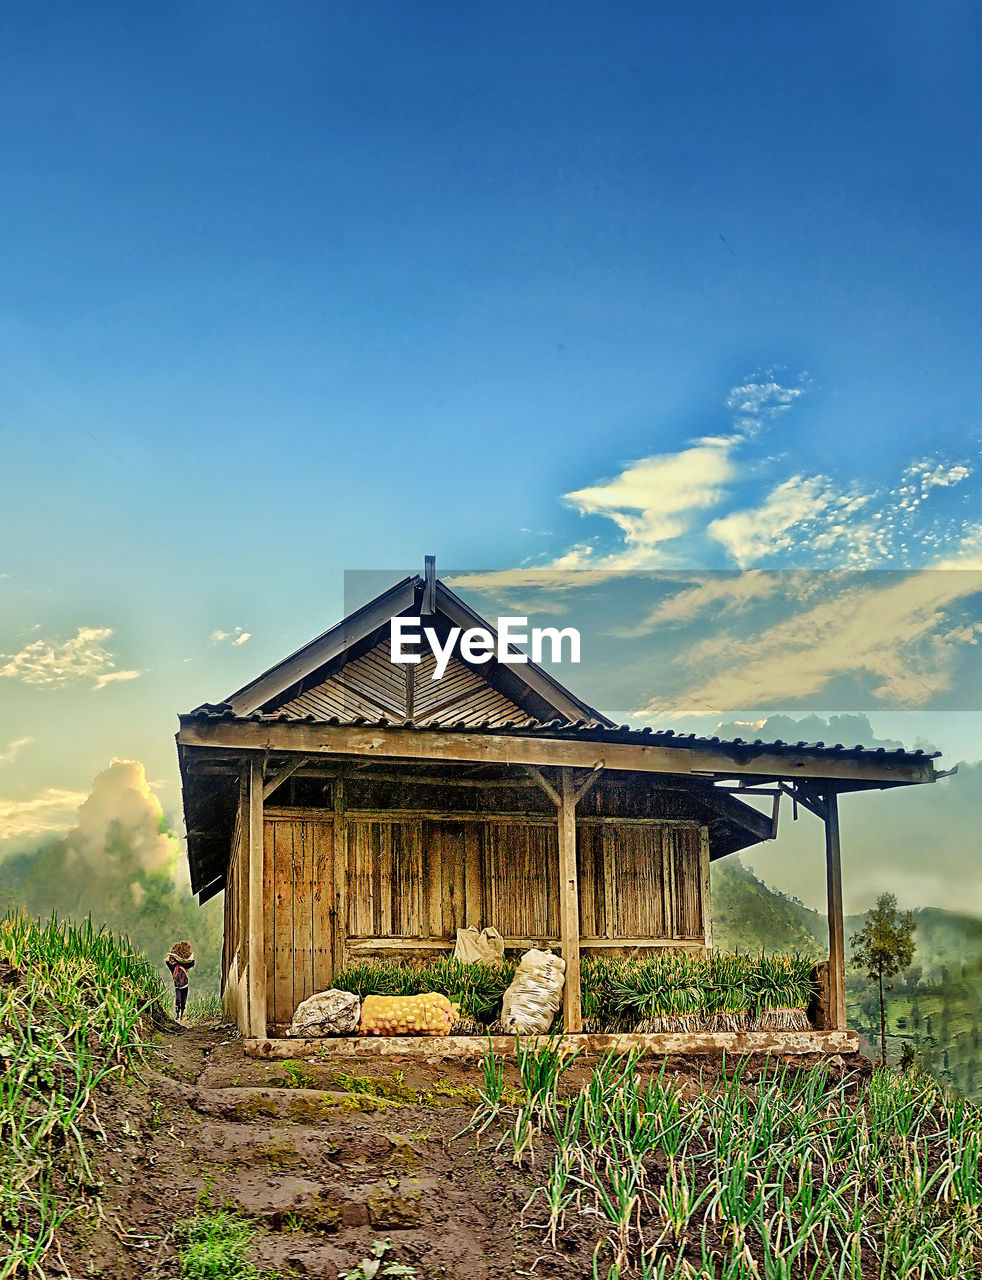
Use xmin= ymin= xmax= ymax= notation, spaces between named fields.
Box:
xmin=53 ymin=1019 xmax=868 ymax=1280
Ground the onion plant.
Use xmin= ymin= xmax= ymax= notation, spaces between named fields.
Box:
xmin=332 ymin=957 xmax=516 ymax=1022
xmin=0 ymin=910 xmax=168 ymax=1279
xmin=466 ymin=1040 xmax=982 ymax=1277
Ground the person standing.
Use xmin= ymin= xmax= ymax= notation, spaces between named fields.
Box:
xmin=171 ymin=960 xmax=190 ymax=1018
xmin=166 ymin=942 xmax=195 ymax=1020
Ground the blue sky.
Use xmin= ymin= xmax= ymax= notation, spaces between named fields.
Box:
xmin=1 ymin=3 xmax=980 ymax=908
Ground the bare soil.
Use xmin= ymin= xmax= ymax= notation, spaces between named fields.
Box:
xmin=52 ymin=1019 xmax=870 ymax=1280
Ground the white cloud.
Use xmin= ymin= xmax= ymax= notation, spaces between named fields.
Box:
xmin=0 ymin=761 xmax=179 ymax=879
xmin=531 ymin=362 xmax=974 ymax=576
xmin=905 ymin=459 xmax=971 ymax=496
xmin=0 ymin=736 xmax=32 ymax=767
xmin=612 ymin=571 xmax=793 ymax=637
xmin=66 ymin=759 xmax=177 ymax=875
xmin=536 ymin=372 xmax=809 ymax=572
xmin=211 ymin=625 xmax=251 ymax=646
xmin=725 ymin=377 xmax=806 ymax=436
xmin=0 ymin=787 xmax=88 ymax=842
xmin=0 ymin=626 xmax=142 ymax=690
xmin=708 ymin=476 xmax=871 ymax=568
xmin=562 ymin=435 xmax=740 ymax=569
xmin=93 ymin=669 xmax=143 ymax=691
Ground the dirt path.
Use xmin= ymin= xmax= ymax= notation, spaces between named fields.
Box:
xmin=56 ymin=1020 xmax=868 ymax=1279
xmin=56 ymin=1019 xmax=585 ymax=1279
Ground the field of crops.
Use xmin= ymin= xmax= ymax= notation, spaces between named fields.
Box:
xmin=0 ymin=911 xmax=167 ymax=1279
xmin=469 ymin=1040 xmax=982 ymax=1278
xmin=332 ymin=951 xmax=817 ymax=1033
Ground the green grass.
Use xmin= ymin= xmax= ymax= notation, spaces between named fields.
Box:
xmin=179 ymin=1209 xmax=260 ymax=1280
xmin=184 ymin=991 xmax=225 ymax=1024
xmin=0 ymin=910 xmax=168 ymax=1279
xmin=470 ymin=1042 xmax=982 ymax=1277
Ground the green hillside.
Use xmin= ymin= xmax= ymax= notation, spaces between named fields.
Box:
xmin=845 ymin=908 xmax=982 ymax=1098
xmin=712 ymin=860 xmax=982 ymax=1097
xmin=710 ymin=856 xmax=827 ymax=956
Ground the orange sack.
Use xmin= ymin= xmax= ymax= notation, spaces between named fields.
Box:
xmin=358 ymin=992 xmax=457 ymax=1037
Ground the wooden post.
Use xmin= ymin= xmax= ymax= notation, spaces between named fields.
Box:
xmin=332 ymin=778 xmax=347 ymax=976
xmin=558 ymin=769 xmax=582 ymax=1032
xmin=824 ymin=790 xmax=847 ymax=1032
xmin=248 ymin=756 xmax=267 ymax=1040
xmin=699 ymin=826 xmax=713 ymax=949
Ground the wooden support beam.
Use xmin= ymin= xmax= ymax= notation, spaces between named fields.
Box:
xmin=262 ymin=757 xmax=310 ymax=800
xmin=178 ymin=719 xmax=938 ymax=786
xmin=824 ymin=790 xmax=847 ymax=1032
xmin=525 ymin=766 xmax=561 ymax=808
xmin=332 ymin=779 xmax=347 ymax=977
xmin=699 ymin=826 xmax=713 ymax=949
xmin=247 ymin=757 xmax=267 ymax=1040
xmin=343 ymin=934 xmax=707 ymax=954
xmin=558 ymin=769 xmax=582 ymax=1033
xmin=573 ymin=762 xmax=604 ymax=805
xmin=782 ymin=782 xmax=827 ymax=822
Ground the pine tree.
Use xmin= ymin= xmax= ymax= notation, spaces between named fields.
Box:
xmin=850 ymin=893 xmax=916 ymax=1067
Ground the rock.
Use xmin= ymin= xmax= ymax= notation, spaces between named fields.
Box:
xmin=287 ymin=989 xmax=360 ymax=1037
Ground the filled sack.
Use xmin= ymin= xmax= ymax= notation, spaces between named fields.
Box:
xmin=287 ymin=989 xmax=360 ymax=1037
xmin=499 ymin=948 xmax=566 ymax=1035
xmin=166 ymin=940 xmax=195 ymax=971
xmin=359 ymin=992 xmax=457 ymax=1037
xmin=453 ymin=925 xmax=505 ymax=966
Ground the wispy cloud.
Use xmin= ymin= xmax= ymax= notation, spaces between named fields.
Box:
xmin=634 ymin=565 xmax=982 ymax=719
xmin=210 ymin=625 xmax=252 ymax=647
xmin=531 ymin=372 xmax=975 ymax=575
xmin=0 ymin=736 xmax=32 ymax=768
xmin=724 ymin=378 xmax=806 ymax=435
xmin=541 ymin=371 xmax=810 ymax=571
xmin=93 ymin=669 xmax=142 ymax=691
xmin=705 ymin=458 xmax=975 ymax=571
xmin=561 ymin=436 xmax=739 ymax=569
xmin=0 ymin=787 xmax=88 ymax=842
xmin=708 ymin=476 xmax=872 ymax=568
xmin=0 ymin=627 xmax=142 ymax=690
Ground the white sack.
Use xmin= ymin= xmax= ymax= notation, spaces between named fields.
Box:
xmin=287 ymin=988 xmax=361 ymax=1037
xmin=499 ymin=948 xmax=566 ymax=1035
xmin=453 ymin=925 xmax=505 ymax=966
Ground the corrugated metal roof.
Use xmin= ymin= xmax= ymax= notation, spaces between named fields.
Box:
xmin=183 ymin=702 xmax=941 ymax=762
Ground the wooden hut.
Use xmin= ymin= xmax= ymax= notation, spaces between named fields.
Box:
xmin=178 ymin=562 xmax=942 ymax=1052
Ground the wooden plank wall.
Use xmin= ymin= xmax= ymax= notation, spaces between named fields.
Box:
xmin=222 ymin=813 xmax=242 ymax=987
xmin=264 ymin=815 xmax=333 ymax=1025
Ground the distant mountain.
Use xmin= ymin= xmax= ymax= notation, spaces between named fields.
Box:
xmin=710 ymin=856 xmax=826 ymax=956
